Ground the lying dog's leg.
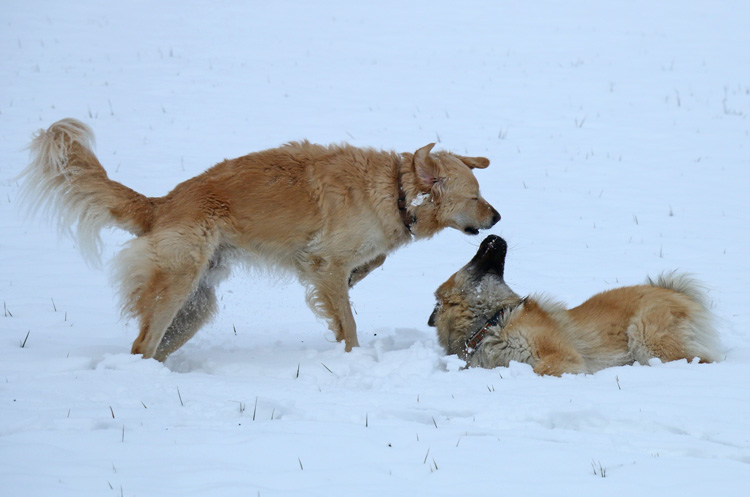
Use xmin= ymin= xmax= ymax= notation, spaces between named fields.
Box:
xmin=348 ymin=254 xmax=386 ymax=288
xmin=531 ymin=337 xmax=588 ymax=376
xmin=152 ymin=282 xmax=217 ymax=361
xmin=627 ymin=302 xmax=715 ymax=365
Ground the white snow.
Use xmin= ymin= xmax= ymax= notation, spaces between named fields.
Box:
xmin=2 ymin=1 xmax=749 ymax=496
xmin=410 ymin=192 xmax=430 ymax=208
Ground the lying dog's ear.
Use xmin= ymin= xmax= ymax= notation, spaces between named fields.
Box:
xmin=456 ymin=155 xmax=490 ymax=169
xmin=414 ymin=143 xmax=443 ymax=191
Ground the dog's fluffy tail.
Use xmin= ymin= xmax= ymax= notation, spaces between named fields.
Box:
xmin=646 ymin=271 xmax=723 ymax=362
xmin=19 ymin=118 xmax=154 ymax=266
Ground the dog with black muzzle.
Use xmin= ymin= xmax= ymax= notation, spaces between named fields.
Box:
xmin=428 ymin=235 xmax=721 ymax=376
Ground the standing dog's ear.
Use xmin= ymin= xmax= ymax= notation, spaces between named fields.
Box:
xmin=456 ymin=155 xmax=490 ymax=169
xmin=414 ymin=143 xmax=443 ymax=191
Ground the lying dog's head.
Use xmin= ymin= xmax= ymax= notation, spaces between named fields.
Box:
xmin=428 ymin=235 xmax=521 ymax=357
xmin=405 ymin=143 xmax=500 ymax=237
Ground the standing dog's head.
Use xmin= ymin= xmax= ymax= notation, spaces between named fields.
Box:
xmin=404 ymin=143 xmax=500 ymax=238
xmin=428 ymin=235 xmax=521 ymax=357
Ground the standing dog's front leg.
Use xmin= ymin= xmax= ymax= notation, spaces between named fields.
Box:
xmin=348 ymin=254 xmax=386 ymax=288
xmin=304 ymin=266 xmax=360 ymax=351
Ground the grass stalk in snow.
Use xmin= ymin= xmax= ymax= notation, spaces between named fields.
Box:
xmin=591 ymin=460 xmax=607 ymax=478
xmin=232 ymin=400 xmax=246 ymax=414
xmin=321 ymin=363 xmax=336 ymax=376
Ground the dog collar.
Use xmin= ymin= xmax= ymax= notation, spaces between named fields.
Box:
xmin=463 ymin=297 xmax=528 ymax=357
xmin=463 ymin=309 xmax=504 ymax=356
xmin=397 ymin=171 xmax=417 ymax=234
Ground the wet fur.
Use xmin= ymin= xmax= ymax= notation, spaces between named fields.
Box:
xmin=429 ymin=236 xmax=721 ymax=376
xmin=20 ymin=119 xmax=499 ymax=361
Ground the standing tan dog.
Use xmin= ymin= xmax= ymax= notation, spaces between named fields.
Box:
xmin=428 ymin=235 xmax=721 ymax=375
xmin=20 ymin=119 xmax=499 ymax=361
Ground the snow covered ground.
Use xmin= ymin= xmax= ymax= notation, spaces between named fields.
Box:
xmin=2 ymin=1 xmax=749 ymax=495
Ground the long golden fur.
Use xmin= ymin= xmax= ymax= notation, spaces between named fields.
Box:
xmin=20 ymin=118 xmax=499 ymax=361
xmin=428 ymin=235 xmax=721 ymax=376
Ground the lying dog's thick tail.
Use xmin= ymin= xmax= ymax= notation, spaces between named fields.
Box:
xmin=646 ymin=271 xmax=723 ymax=362
xmin=19 ymin=118 xmax=155 ymax=266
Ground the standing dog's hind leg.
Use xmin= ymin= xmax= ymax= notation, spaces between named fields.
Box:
xmin=128 ymin=268 xmax=205 ymax=360
xmin=117 ymin=230 xmax=219 ymax=361
xmin=153 ymin=282 xmax=218 ymax=361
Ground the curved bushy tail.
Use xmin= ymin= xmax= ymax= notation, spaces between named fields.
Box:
xmin=646 ymin=271 xmax=723 ymax=362
xmin=18 ymin=119 xmax=154 ymax=266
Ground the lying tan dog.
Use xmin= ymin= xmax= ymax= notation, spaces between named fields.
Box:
xmin=428 ymin=235 xmax=721 ymax=375
xmin=20 ymin=119 xmax=500 ymax=361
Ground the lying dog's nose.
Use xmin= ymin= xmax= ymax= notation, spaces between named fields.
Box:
xmin=428 ymin=307 xmax=438 ymax=327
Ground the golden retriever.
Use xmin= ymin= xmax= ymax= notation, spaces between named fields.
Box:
xmin=20 ymin=119 xmax=500 ymax=361
xmin=428 ymin=235 xmax=721 ymax=375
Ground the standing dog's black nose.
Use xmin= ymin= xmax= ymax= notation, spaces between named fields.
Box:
xmin=490 ymin=209 xmax=501 ymax=226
